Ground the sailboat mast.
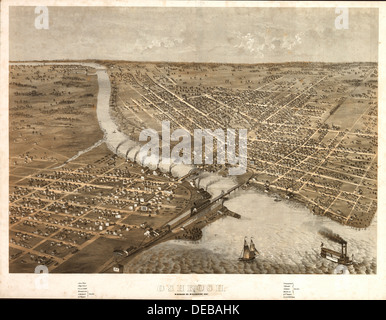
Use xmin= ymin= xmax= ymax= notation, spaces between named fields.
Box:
xmin=243 ymin=239 xmax=250 ymax=259
xmin=239 ymin=237 xmax=258 ymax=261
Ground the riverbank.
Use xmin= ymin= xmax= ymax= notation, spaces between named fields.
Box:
xmin=123 ymin=186 xmax=377 ymax=274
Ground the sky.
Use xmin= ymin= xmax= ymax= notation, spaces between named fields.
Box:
xmin=9 ymin=6 xmax=378 ymax=63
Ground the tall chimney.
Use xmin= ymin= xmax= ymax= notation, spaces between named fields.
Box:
xmin=341 ymin=243 xmax=347 ymax=257
xmin=341 ymin=243 xmax=344 ymax=257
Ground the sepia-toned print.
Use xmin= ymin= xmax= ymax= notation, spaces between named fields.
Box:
xmin=6 ymin=4 xmax=378 ymax=279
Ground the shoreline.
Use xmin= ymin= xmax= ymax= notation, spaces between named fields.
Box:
xmin=9 ymin=62 xmax=377 ymax=274
xmin=11 ymin=61 xmax=376 ymax=229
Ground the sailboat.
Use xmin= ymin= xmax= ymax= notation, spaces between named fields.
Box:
xmin=239 ymin=237 xmax=259 ymax=262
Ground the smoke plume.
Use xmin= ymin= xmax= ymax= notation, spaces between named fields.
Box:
xmin=318 ymin=227 xmax=347 ymax=244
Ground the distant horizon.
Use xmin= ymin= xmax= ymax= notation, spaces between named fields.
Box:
xmin=9 ymin=59 xmax=378 ymax=65
xmin=9 ymin=7 xmax=378 ymax=63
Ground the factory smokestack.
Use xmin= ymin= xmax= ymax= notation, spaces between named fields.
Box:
xmin=318 ymin=227 xmax=347 ymax=245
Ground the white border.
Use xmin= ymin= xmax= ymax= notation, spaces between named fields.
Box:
xmin=0 ymin=0 xmax=385 ymax=300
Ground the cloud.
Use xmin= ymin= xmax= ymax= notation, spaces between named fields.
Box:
xmin=281 ymin=32 xmax=303 ymax=50
xmin=9 ymin=6 xmax=378 ymax=63
xmin=234 ymin=32 xmax=265 ymax=57
xmin=135 ymin=37 xmax=184 ymax=52
xmin=233 ymin=30 xmax=304 ymax=58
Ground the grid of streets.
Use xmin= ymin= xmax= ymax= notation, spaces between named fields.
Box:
xmin=9 ymin=61 xmax=378 ymax=272
xmin=107 ymin=61 xmax=377 ymax=229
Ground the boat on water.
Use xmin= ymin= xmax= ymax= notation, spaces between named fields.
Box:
xmin=274 ymin=196 xmax=281 ymax=202
xmin=239 ymin=237 xmax=259 ymax=262
xmin=320 ymin=242 xmax=353 ymax=266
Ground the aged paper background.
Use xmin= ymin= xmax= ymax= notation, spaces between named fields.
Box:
xmin=0 ymin=0 xmax=385 ymax=299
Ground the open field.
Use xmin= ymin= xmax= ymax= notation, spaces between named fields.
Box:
xmin=9 ymin=64 xmax=200 ymax=273
xmin=9 ymin=61 xmax=377 ymax=273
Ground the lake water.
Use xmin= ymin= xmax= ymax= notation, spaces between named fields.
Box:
xmin=123 ymin=173 xmax=377 ymax=274
xmin=90 ymin=62 xmax=377 ymax=275
xmin=13 ymin=62 xmax=376 ymax=274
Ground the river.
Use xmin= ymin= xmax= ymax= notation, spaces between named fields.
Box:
xmin=12 ymin=61 xmax=377 ymax=274
xmin=123 ymin=179 xmax=376 ymax=274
